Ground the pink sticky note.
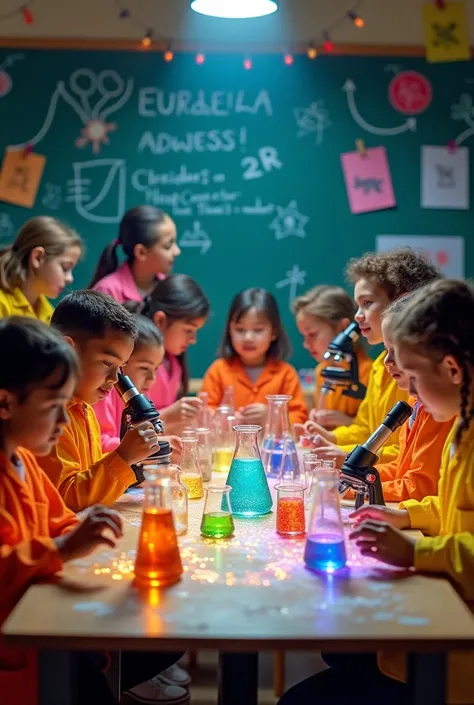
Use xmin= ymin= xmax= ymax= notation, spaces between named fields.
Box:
xmin=341 ymin=146 xmax=396 ymax=214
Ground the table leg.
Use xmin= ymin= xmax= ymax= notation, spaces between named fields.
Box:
xmin=38 ymin=649 xmax=76 ymax=705
xmin=407 ymin=652 xmax=447 ymax=705
xmin=218 ymin=651 xmax=259 ymax=705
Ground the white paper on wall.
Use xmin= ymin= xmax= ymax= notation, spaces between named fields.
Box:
xmin=421 ymin=145 xmax=469 ymax=210
xmin=376 ymin=235 xmax=465 ymax=278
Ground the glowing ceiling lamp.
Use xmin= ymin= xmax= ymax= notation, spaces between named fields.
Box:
xmin=190 ymin=0 xmax=278 ymax=19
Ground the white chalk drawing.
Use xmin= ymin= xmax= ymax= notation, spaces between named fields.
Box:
xmin=384 ymin=64 xmax=403 ymax=75
xmin=66 ymin=159 xmax=126 ymax=224
xmin=41 ymin=182 xmax=62 ymax=210
xmin=179 ymin=221 xmax=212 ymax=255
xmin=0 ymin=213 xmax=14 ymax=241
xmin=276 ymin=264 xmax=307 ymax=309
xmin=0 ymin=53 xmax=24 ymax=98
xmin=241 ymin=146 xmax=282 ymax=180
xmin=343 ymin=79 xmax=417 ymax=136
xmin=451 ymin=94 xmax=474 ymax=145
xmin=10 ymin=69 xmax=134 ymax=154
xmin=294 ymin=101 xmax=331 ymax=145
xmin=269 ymin=201 xmax=309 ymax=240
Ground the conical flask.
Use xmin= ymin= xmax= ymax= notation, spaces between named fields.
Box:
xmin=197 ymin=391 xmax=213 ymax=429
xmin=222 ymin=385 xmax=235 ymax=412
xmin=262 ymin=395 xmax=298 ymax=479
xmin=134 ymin=470 xmax=183 ymax=588
xmin=179 ymin=436 xmax=204 ymax=499
xmin=304 ymin=467 xmax=346 ymax=573
xmin=212 ymin=404 xmax=236 ymax=473
xmin=226 ymin=425 xmax=272 ymax=517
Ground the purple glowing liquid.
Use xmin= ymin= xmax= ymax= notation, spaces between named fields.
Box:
xmin=304 ymin=534 xmax=347 ymax=573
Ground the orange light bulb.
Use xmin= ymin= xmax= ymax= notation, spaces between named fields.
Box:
xmin=164 ymin=50 xmax=174 ymax=62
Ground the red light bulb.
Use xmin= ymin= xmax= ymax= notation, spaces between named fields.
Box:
xmin=284 ymin=54 xmax=294 ymax=66
xmin=244 ymin=58 xmax=252 ymax=70
xmin=196 ymin=53 xmax=205 ymax=65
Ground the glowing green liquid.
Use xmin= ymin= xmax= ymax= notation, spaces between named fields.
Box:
xmin=200 ymin=512 xmax=235 ymax=538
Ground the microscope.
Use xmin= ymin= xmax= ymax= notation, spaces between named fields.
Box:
xmin=320 ymin=321 xmax=366 ymax=402
xmin=339 ymin=400 xmax=412 ymax=509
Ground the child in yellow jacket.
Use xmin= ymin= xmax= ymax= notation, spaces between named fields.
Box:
xmin=305 ymin=248 xmax=441 ymax=466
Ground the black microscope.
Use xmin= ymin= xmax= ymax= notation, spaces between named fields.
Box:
xmin=320 ymin=321 xmax=367 ymax=402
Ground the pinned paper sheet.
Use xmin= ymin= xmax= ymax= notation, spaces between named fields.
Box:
xmin=377 ymin=235 xmax=464 ymax=278
xmin=421 ymin=145 xmax=469 ymax=210
xmin=341 ymin=146 xmax=396 ymax=215
xmin=0 ymin=148 xmax=46 ymax=208
xmin=422 ymin=2 xmax=470 ymax=63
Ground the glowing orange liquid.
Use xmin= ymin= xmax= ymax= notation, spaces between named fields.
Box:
xmin=134 ymin=508 xmax=183 ymax=588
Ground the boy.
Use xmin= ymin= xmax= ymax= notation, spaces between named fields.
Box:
xmin=305 ymin=249 xmax=441 ymax=465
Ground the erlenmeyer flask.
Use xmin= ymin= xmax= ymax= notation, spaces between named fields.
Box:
xmin=212 ymin=405 xmax=236 ymax=473
xmin=179 ymin=436 xmax=204 ymax=499
xmin=302 ymin=452 xmax=321 ymax=507
xmin=196 ymin=427 xmax=212 ymax=482
xmin=197 ymin=391 xmax=213 ymax=429
xmin=226 ymin=425 xmax=272 ymax=517
xmin=279 ymin=434 xmax=305 ymax=486
xmin=200 ymin=484 xmax=234 ymax=538
xmin=304 ymin=467 xmax=346 ymax=573
xmin=134 ymin=471 xmax=183 ymax=588
xmin=262 ymin=395 xmax=298 ymax=479
xmin=222 ymin=385 xmax=235 ymax=412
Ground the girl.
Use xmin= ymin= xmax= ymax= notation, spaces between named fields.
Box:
xmin=0 ymin=216 xmax=82 ymax=322
xmin=90 ymin=206 xmax=181 ymax=301
xmin=279 ymin=279 xmax=474 ymax=705
xmin=201 ymin=288 xmax=307 ymax=428
xmin=130 ymin=274 xmax=210 ymax=435
xmin=293 ymin=285 xmax=372 ymax=429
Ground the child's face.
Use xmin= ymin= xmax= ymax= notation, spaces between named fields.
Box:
xmin=354 ymin=278 xmax=391 ymax=345
xmin=124 ymin=343 xmax=164 ymax=394
xmin=32 ymin=245 xmax=82 ymax=299
xmin=136 ymin=219 xmax=181 ymax=276
xmin=394 ymin=342 xmax=461 ymax=422
xmin=230 ymin=307 xmax=276 ymax=366
xmin=296 ymin=311 xmax=342 ymax=363
xmin=74 ymin=332 xmax=135 ymax=405
xmin=161 ymin=317 xmax=207 ymax=357
xmin=1 ymin=370 xmax=75 ymax=456
xmin=381 ymin=318 xmax=410 ymax=392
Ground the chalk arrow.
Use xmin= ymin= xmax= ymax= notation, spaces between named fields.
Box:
xmin=179 ymin=237 xmax=212 ymax=255
xmin=343 ymin=79 xmax=417 ymax=136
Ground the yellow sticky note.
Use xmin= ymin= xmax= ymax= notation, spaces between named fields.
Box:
xmin=0 ymin=148 xmax=46 ymax=208
xmin=422 ymin=2 xmax=470 ymax=63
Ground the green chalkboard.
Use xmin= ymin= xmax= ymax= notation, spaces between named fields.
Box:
xmin=0 ymin=49 xmax=473 ymax=376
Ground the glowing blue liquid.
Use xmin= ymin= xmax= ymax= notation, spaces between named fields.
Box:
xmin=304 ymin=534 xmax=347 ymax=573
xmin=262 ymin=439 xmax=298 ymax=479
xmin=226 ymin=458 xmax=273 ymax=517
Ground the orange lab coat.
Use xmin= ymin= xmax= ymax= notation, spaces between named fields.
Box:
xmin=38 ymin=396 xmax=135 ymax=512
xmin=314 ymin=347 xmax=373 ymax=417
xmin=0 ymin=447 xmax=78 ymax=705
xmin=377 ymin=402 xmax=455 ymax=502
xmin=201 ymin=357 xmax=308 ymax=426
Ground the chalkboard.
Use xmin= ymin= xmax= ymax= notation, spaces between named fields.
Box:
xmin=0 ymin=49 xmax=473 ymax=376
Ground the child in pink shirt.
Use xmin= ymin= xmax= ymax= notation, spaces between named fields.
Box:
xmin=90 ymin=206 xmax=180 ymax=302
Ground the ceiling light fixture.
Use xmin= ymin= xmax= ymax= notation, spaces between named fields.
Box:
xmin=190 ymin=0 xmax=278 ymax=19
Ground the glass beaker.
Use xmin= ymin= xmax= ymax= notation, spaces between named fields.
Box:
xmin=196 ymin=427 xmax=212 ymax=482
xmin=278 ymin=434 xmax=305 ymax=486
xmin=304 ymin=467 xmax=346 ymax=573
xmin=226 ymin=425 xmax=273 ymax=517
xmin=179 ymin=436 xmax=204 ymax=499
xmin=134 ymin=472 xmax=183 ymax=588
xmin=200 ymin=484 xmax=234 ymax=538
xmin=276 ymin=484 xmax=305 ymax=537
xmin=262 ymin=395 xmax=298 ymax=479
xmin=212 ymin=405 xmax=236 ymax=473
xmin=197 ymin=391 xmax=213 ymax=429
xmin=222 ymin=385 xmax=235 ymax=412
xmin=302 ymin=452 xmax=322 ymax=506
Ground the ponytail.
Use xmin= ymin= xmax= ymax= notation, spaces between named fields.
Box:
xmin=89 ymin=241 xmax=119 ymax=288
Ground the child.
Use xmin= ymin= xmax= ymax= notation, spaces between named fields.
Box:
xmin=280 ymin=279 xmax=474 ymax=704
xmin=90 ymin=206 xmax=180 ymax=301
xmin=131 ymin=274 xmax=210 ymax=435
xmin=293 ymin=284 xmax=372 ymax=429
xmin=37 ymin=290 xmax=161 ymax=512
xmin=201 ymin=288 xmax=307 ymax=427
xmin=0 ymin=215 xmax=82 ymax=322
xmin=305 ymin=249 xmax=441 ymax=466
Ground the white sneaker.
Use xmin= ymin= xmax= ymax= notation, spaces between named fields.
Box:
xmin=159 ymin=665 xmax=192 ymax=687
xmin=123 ymin=675 xmax=189 ymax=704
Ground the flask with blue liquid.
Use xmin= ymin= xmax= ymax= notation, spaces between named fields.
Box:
xmin=262 ymin=395 xmax=298 ymax=479
xmin=304 ymin=466 xmax=346 ymax=573
xmin=226 ymin=425 xmax=273 ymax=517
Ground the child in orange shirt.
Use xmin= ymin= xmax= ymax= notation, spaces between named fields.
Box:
xmin=201 ymin=288 xmax=307 ymax=428
xmin=293 ymin=284 xmax=372 ymax=430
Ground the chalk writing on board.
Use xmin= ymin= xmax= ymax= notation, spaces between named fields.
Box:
xmin=269 ymin=201 xmax=309 ymax=240
xmin=384 ymin=64 xmax=403 ymax=75
xmin=41 ymin=183 xmax=62 ymax=210
xmin=0 ymin=53 xmax=24 ymax=98
xmin=137 ymin=128 xmax=247 ymax=155
xmin=66 ymin=159 xmax=125 ymax=224
xmin=138 ymin=89 xmax=273 ymax=118
xmin=294 ymin=101 xmax=331 ymax=144
xmin=131 ymin=167 xmax=226 ymax=189
xmin=179 ymin=221 xmax=212 ymax=255
xmin=276 ymin=264 xmax=307 ymax=309
xmin=451 ymin=94 xmax=474 ymax=145
xmin=10 ymin=69 xmax=133 ymax=154
xmin=241 ymin=147 xmax=282 ymax=180
xmin=343 ymin=79 xmax=417 ymax=136
xmin=132 ymin=186 xmax=242 ymax=217
xmin=241 ymin=198 xmax=275 ymax=216
xmin=0 ymin=213 xmax=14 ymax=241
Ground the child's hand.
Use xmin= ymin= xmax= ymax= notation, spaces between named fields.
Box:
xmin=350 ymin=505 xmax=410 ymax=530
xmin=304 ymin=418 xmax=336 ymax=443
xmin=116 ymin=421 xmax=158 ymax=465
xmin=349 ymin=520 xmax=416 ymax=568
xmin=55 ymin=506 xmax=123 ymax=562
xmin=312 ymin=409 xmax=354 ymax=430
xmin=239 ymin=403 xmax=268 ymax=426
xmin=160 ymin=398 xmax=202 ymax=429
xmin=163 ymin=435 xmax=183 ymax=463
xmin=310 ymin=438 xmax=347 ymax=468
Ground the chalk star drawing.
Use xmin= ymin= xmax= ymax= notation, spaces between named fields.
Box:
xmin=436 ymin=165 xmax=455 ymax=188
xmin=0 ymin=53 xmax=24 ymax=98
xmin=269 ymin=201 xmax=309 ymax=240
xmin=10 ymin=69 xmax=133 ymax=154
xmin=0 ymin=213 xmax=14 ymax=241
xmin=354 ymin=177 xmax=384 ymax=194
xmin=66 ymin=159 xmax=126 ymax=224
xmin=294 ymin=100 xmax=331 ymax=145
xmin=41 ymin=183 xmax=62 ymax=210
xmin=343 ymin=79 xmax=417 ymax=136
xmin=276 ymin=265 xmax=307 ymax=309
xmin=451 ymin=93 xmax=474 ymax=145
xmin=432 ymin=22 xmax=459 ymax=48
xmin=179 ymin=221 xmax=212 ymax=255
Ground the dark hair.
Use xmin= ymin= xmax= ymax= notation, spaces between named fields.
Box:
xmin=390 ymin=279 xmax=474 ymax=444
xmin=89 ymin=206 xmax=172 ymax=287
xmin=346 ymin=248 xmax=442 ymax=302
xmin=0 ymin=317 xmax=79 ymax=403
xmin=52 ymin=290 xmax=137 ymax=343
xmin=133 ymin=313 xmax=164 ymax=351
xmin=219 ymin=288 xmax=291 ymax=361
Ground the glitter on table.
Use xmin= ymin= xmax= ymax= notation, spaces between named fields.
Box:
xmin=276 ymin=497 xmax=305 ymax=536
xmin=181 ymin=473 xmax=204 ymax=499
